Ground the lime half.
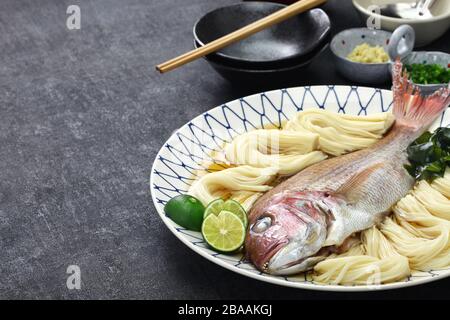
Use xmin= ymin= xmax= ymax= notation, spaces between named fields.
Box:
xmin=201 ymin=210 xmax=245 ymax=252
xmin=204 ymin=198 xmax=247 ymax=227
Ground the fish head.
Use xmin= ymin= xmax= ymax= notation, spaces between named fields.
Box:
xmin=245 ymin=191 xmax=329 ymax=275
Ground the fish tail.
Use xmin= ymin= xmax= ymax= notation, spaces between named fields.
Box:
xmin=392 ymin=57 xmax=450 ymax=131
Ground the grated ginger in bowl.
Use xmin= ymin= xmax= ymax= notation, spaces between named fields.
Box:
xmin=347 ymin=43 xmax=389 ymax=63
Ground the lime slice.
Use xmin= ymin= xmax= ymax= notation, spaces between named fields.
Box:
xmin=202 ymin=210 xmax=245 ymax=252
xmin=204 ymin=198 xmax=247 ymax=227
xmin=164 ymin=195 xmax=205 ymax=231
xmin=204 ymin=198 xmax=224 ymax=218
xmin=223 ymin=199 xmax=247 ymax=228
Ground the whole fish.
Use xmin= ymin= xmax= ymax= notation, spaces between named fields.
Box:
xmin=245 ymin=60 xmax=450 ymax=275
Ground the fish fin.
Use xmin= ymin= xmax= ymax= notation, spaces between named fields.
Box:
xmin=392 ymin=57 xmax=450 ymax=131
xmin=335 ymin=163 xmax=385 ymax=203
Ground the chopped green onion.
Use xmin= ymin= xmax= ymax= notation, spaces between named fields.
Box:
xmin=404 ymin=63 xmax=450 ymax=85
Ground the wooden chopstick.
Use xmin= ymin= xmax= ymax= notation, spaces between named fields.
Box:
xmin=156 ymin=0 xmax=327 ymax=73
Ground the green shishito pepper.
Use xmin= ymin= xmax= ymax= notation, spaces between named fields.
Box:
xmin=404 ymin=63 xmax=450 ymax=85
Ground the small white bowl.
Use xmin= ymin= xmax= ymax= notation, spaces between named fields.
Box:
xmin=352 ymin=0 xmax=450 ymax=47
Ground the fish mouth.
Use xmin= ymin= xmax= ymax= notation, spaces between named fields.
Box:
xmin=267 ymin=252 xmax=327 ymax=275
xmin=267 ymin=244 xmax=330 ymax=274
xmin=257 ymin=240 xmax=289 ymax=272
xmin=266 ymin=225 xmax=328 ymax=274
xmin=266 ymin=246 xmax=309 ymax=274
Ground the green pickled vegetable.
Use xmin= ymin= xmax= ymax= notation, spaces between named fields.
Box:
xmin=404 ymin=63 xmax=450 ymax=85
xmin=404 ymin=127 xmax=450 ymax=182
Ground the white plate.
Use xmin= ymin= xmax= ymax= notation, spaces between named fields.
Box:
xmin=150 ymin=85 xmax=450 ymax=292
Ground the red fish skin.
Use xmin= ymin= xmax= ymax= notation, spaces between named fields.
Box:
xmin=246 ymin=191 xmax=330 ymax=270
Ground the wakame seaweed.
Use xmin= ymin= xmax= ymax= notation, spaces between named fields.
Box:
xmin=405 ymin=127 xmax=450 ymax=182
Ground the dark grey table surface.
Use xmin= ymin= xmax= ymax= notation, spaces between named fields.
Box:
xmin=1 ymin=0 xmax=449 ymax=299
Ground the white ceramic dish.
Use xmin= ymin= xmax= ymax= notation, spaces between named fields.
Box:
xmin=150 ymin=85 xmax=450 ymax=291
xmin=352 ymin=0 xmax=450 ymax=47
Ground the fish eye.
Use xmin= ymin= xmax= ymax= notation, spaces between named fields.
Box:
xmin=252 ymin=216 xmax=272 ymax=233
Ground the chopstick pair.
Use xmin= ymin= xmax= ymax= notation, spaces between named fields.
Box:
xmin=156 ymin=0 xmax=327 ymax=74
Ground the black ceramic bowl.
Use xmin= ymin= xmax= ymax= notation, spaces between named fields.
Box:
xmin=194 ymin=38 xmax=329 ymax=85
xmin=193 ymin=2 xmax=330 ymax=69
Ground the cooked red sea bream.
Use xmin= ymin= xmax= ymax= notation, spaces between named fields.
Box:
xmin=245 ymin=60 xmax=450 ymax=275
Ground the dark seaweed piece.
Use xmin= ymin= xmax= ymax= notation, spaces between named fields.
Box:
xmin=404 ymin=127 xmax=450 ymax=182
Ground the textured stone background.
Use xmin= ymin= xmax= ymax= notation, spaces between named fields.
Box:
xmin=0 ymin=0 xmax=449 ymax=299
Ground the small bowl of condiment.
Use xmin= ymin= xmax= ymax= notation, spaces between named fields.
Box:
xmin=330 ymin=25 xmax=415 ymax=84
xmin=330 ymin=28 xmax=395 ymax=84
xmin=386 ymin=25 xmax=449 ymax=94
xmin=398 ymin=52 xmax=450 ymax=95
